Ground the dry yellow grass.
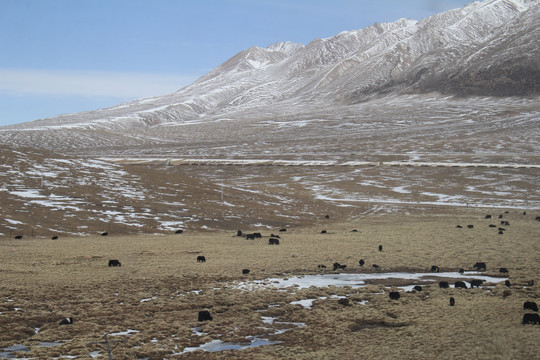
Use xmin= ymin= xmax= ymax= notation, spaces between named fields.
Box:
xmin=1 ymin=210 xmax=539 ymax=359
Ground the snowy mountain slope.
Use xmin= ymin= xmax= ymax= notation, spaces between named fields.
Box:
xmin=0 ymin=0 xmax=539 ymax=234
xmin=0 ymin=0 xmax=538 ymax=149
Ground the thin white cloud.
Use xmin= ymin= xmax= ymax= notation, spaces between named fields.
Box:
xmin=0 ymin=68 xmax=199 ymax=98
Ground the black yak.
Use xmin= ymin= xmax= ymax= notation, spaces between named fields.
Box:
xmin=198 ymin=310 xmax=212 ymax=322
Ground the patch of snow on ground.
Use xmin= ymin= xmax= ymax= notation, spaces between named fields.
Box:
xmin=5 ymin=218 xmax=24 ymax=225
xmin=290 ymin=299 xmax=317 ymax=309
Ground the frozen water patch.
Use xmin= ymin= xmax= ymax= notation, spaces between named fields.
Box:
xmin=179 ymin=338 xmax=281 ymax=354
xmin=179 ymin=306 xmax=307 ymax=355
xmin=0 ymin=341 xmax=63 ymax=359
xmin=179 ymin=319 xmax=304 ymax=354
xmin=0 ymin=344 xmax=30 ymax=358
xmin=233 ymin=272 xmax=507 ymax=291
xmin=290 ymin=299 xmax=317 ymax=309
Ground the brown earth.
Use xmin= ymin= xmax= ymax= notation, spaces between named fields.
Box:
xmin=2 ymin=143 xmax=538 ymax=238
xmin=1 ymin=210 xmax=539 ymax=359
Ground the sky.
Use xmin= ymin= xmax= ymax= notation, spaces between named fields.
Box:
xmin=0 ymin=0 xmax=473 ymax=126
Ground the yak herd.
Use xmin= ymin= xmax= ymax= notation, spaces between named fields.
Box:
xmin=8 ymin=211 xmax=538 ymax=327
xmin=187 ymin=212 xmax=539 ymax=326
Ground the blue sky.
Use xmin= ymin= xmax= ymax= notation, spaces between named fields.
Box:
xmin=0 ymin=0 xmax=472 ymax=126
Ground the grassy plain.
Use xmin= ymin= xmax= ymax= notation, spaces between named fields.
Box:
xmin=1 ymin=210 xmax=539 ymax=359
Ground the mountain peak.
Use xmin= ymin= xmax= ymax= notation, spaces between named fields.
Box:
xmin=266 ymin=41 xmax=304 ymax=56
xmin=4 ymin=0 xmax=538 ymax=134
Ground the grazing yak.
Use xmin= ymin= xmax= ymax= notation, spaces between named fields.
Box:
xmin=51 ymin=235 xmax=58 ymax=240
xmin=499 ymin=268 xmax=509 ymax=273
xmin=522 ymin=313 xmax=540 ymax=325
xmin=378 ymin=245 xmax=383 ymax=252
xmin=523 ymin=301 xmax=539 ymax=312
xmin=528 ymin=280 xmax=535 ymax=286
xmin=456 ymin=225 xmax=463 ymax=228
xmin=268 ymin=238 xmax=280 ymax=245
xmin=242 ymin=269 xmax=250 ymax=275
xmin=449 ymin=297 xmax=455 ymax=306
xmin=59 ymin=317 xmax=73 ymax=325
xmin=175 ymin=229 xmax=183 ymax=234
xmin=372 ymin=264 xmax=380 ymax=270
xmin=108 ymin=259 xmax=121 ymax=267
xmin=198 ymin=310 xmax=213 ymax=322
xmin=14 ymin=235 xmax=23 ymax=239
xmin=505 ymin=280 xmax=511 ymax=287
xmin=338 ymin=297 xmax=350 ymax=306
xmin=236 ymin=230 xmax=243 ymax=237
xmin=317 ymin=264 xmax=327 ymax=269
xmin=246 ymin=232 xmax=262 ymax=240
xmin=439 ymin=281 xmax=450 ymax=289
xmin=359 ymin=259 xmax=365 ymax=266
xmin=467 ymin=224 xmax=474 ymax=229
xmin=470 ymin=279 xmax=484 ymax=288
xmin=321 ymin=230 xmax=327 ymax=234
xmin=101 ymin=232 xmax=108 ymax=236
xmin=196 ymin=256 xmax=206 ymax=263
xmin=333 ymin=262 xmax=346 ymax=271
xmin=389 ymin=292 xmax=400 ymax=300
xmin=473 ymin=262 xmax=486 ymax=271
xmin=413 ymin=285 xmax=423 ymax=292
xmin=454 ymin=281 xmax=467 ymax=289
xmin=431 ymin=265 xmax=440 ymax=273
xmin=279 ymin=228 xmax=287 ymax=232
xmin=485 ymin=215 xmax=492 ymax=219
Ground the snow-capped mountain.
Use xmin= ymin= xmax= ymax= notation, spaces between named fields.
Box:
xmin=1 ymin=0 xmax=538 ymax=153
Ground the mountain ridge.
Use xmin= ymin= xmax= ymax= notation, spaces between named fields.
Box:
xmin=1 ymin=0 xmax=538 ymax=143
